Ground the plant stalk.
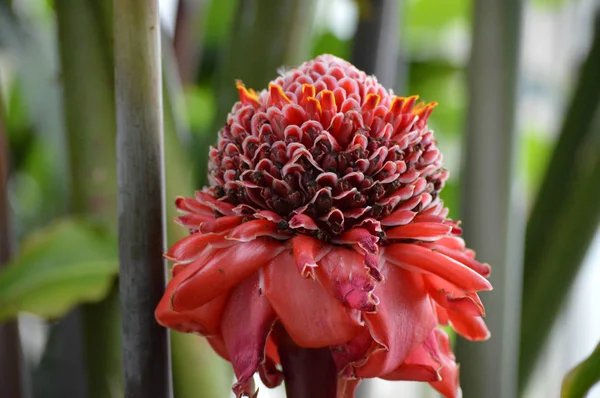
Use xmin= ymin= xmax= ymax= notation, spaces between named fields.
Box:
xmin=351 ymin=0 xmax=401 ymax=90
xmin=519 ymin=11 xmax=600 ymax=391
xmin=55 ymin=1 xmax=123 ymax=396
xmin=114 ymin=0 xmax=171 ymax=397
xmin=0 ymin=87 xmax=24 ymax=398
xmin=456 ymin=0 xmax=524 ymax=397
xmin=275 ymin=324 xmax=337 ymax=398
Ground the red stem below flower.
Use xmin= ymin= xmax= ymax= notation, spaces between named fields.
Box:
xmin=275 ymin=324 xmax=338 ymax=398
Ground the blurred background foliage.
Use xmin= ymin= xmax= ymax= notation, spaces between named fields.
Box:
xmin=0 ymin=0 xmax=598 ymax=397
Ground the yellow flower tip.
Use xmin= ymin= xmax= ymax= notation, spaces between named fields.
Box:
xmin=319 ymin=89 xmax=336 ymax=112
xmin=269 ymin=83 xmax=292 ymax=106
xmin=363 ymin=93 xmax=381 ymax=110
xmin=413 ymin=101 xmax=438 ymax=118
xmin=389 ymin=95 xmax=420 ymax=115
xmin=236 ymin=80 xmax=260 ymax=106
xmin=301 ymin=83 xmax=316 ymax=99
xmin=306 ymin=96 xmax=322 ymax=116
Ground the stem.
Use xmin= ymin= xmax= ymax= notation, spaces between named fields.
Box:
xmin=55 ymin=1 xmax=123 ymax=396
xmin=456 ymin=0 xmax=524 ymax=397
xmin=351 ymin=0 xmax=401 ymax=89
xmin=275 ymin=324 xmax=337 ymax=398
xmin=114 ymin=1 xmax=171 ymax=397
xmin=519 ymin=12 xmax=600 ymax=391
xmin=0 ymin=87 xmax=23 ymax=398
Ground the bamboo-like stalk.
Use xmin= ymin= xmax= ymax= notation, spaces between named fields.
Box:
xmin=520 ymin=13 xmax=600 ymax=389
xmin=455 ymin=0 xmax=524 ymax=397
xmin=0 ymin=88 xmax=23 ymax=398
xmin=114 ymin=1 xmax=171 ymax=397
xmin=173 ymin=0 xmax=205 ymax=84
xmin=351 ymin=0 xmax=400 ymax=89
xmin=55 ymin=2 xmax=123 ymax=397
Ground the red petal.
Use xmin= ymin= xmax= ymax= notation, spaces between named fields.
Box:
xmin=435 ymin=305 xmax=449 ymax=325
xmin=221 ymin=273 xmax=276 ymax=398
xmin=316 ymin=247 xmax=378 ymax=312
xmin=254 ymin=210 xmax=283 ymax=223
xmin=165 ymin=232 xmax=230 ymax=264
xmin=332 ymin=228 xmax=379 ymax=254
xmin=226 ymin=219 xmax=289 ymax=242
xmin=424 ymin=275 xmax=485 ymax=317
xmin=288 ymin=214 xmax=320 ymax=230
xmin=269 ymin=83 xmax=293 ymax=106
xmin=199 ymin=215 xmax=244 ymax=234
xmin=292 ymin=235 xmax=330 ymax=278
xmin=386 ymin=222 xmax=452 ymax=241
xmin=263 ymin=249 xmax=363 ymax=348
xmin=364 ymin=253 xmax=384 ymax=283
xmin=331 ymin=330 xmax=373 ymax=377
xmin=426 ymin=243 xmax=491 ymax=278
xmin=429 ymin=329 xmax=461 ymax=398
xmin=380 ymin=209 xmax=417 ymax=226
xmin=155 ymin=292 xmax=227 ymax=336
xmin=175 ymin=196 xmax=213 ymax=215
xmin=174 ymin=213 xmax=212 ymax=229
xmin=447 ymin=310 xmax=491 ymax=341
xmin=171 ymin=239 xmax=285 ymax=311
xmin=355 ymin=265 xmax=437 ymax=378
xmin=259 ymin=336 xmax=284 ymax=388
xmin=385 ymin=244 xmax=492 ymax=292
xmin=381 ymin=342 xmax=440 ymax=382
xmin=195 ymin=191 xmax=235 ymax=215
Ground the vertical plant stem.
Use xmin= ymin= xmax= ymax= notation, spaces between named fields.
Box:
xmin=519 ymin=13 xmax=600 ymax=391
xmin=275 ymin=324 xmax=337 ymax=398
xmin=55 ymin=1 xmax=122 ymax=397
xmin=456 ymin=0 xmax=524 ymax=397
xmin=114 ymin=1 xmax=171 ymax=397
xmin=0 ymin=89 xmax=24 ymax=398
xmin=173 ymin=0 xmax=205 ymax=84
xmin=351 ymin=0 xmax=400 ymax=89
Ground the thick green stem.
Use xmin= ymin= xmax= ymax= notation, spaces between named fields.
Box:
xmin=0 ymin=84 xmax=24 ymax=398
xmin=55 ymin=2 xmax=123 ymax=397
xmin=456 ymin=0 xmax=524 ymax=397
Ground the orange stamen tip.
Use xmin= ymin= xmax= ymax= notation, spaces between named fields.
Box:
xmin=390 ymin=96 xmax=404 ymax=113
xmin=364 ymin=93 xmax=381 ymax=110
xmin=269 ymin=83 xmax=292 ymax=105
xmin=307 ymin=96 xmax=322 ymax=115
xmin=320 ymin=90 xmax=336 ymax=111
xmin=236 ymin=80 xmax=259 ymax=105
xmin=302 ymin=84 xmax=316 ymax=98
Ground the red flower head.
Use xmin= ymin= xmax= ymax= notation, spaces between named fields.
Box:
xmin=156 ymin=54 xmax=492 ymax=398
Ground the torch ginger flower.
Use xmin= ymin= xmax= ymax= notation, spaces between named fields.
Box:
xmin=156 ymin=54 xmax=492 ymax=398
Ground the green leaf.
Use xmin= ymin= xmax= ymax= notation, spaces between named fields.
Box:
xmin=0 ymin=219 xmax=118 ymax=321
xmin=562 ymin=342 xmax=600 ymax=398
